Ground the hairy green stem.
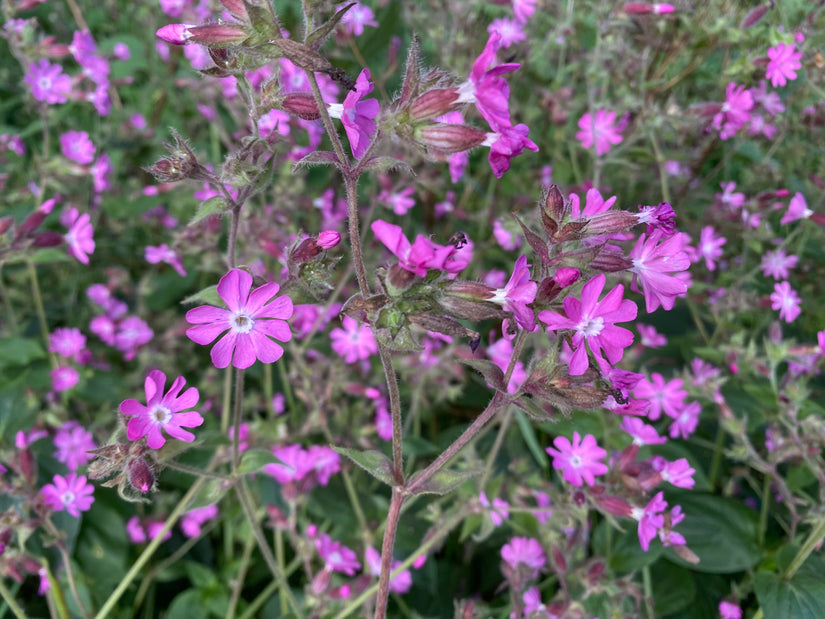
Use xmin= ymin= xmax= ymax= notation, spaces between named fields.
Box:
xmin=0 ymin=577 xmax=28 ymax=619
xmin=27 ymin=261 xmax=57 ymax=370
xmin=226 ymin=534 xmax=256 ymax=619
xmin=373 ymin=489 xmax=404 ymax=618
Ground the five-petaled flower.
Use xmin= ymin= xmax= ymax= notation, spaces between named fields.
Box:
xmin=120 ymin=370 xmax=203 ymax=449
xmin=545 ymin=431 xmax=608 ymax=486
xmin=539 ymin=274 xmax=637 ymax=375
xmin=186 ymin=268 xmax=293 ymax=369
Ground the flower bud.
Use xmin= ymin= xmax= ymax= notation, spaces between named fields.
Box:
xmin=16 ymin=210 xmax=47 ymax=238
xmin=156 ymin=24 xmax=195 ymax=46
xmin=186 ymin=24 xmax=249 ymax=47
xmin=220 ymin=0 xmax=249 ymax=22
xmin=316 ymin=230 xmax=341 ymax=249
xmin=409 ymin=88 xmax=460 ymax=121
xmin=623 ymin=2 xmax=674 ymax=14
xmin=127 ymin=457 xmax=155 ymax=493
xmin=416 ymin=123 xmax=487 ymax=154
xmin=585 ymin=210 xmax=639 ymax=235
xmin=289 ymin=237 xmax=322 ymax=265
xmin=551 ymin=546 xmax=567 ymax=573
xmin=741 ymin=3 xmax=772 ymax=28
xmin=590 ymin=246 xmax=633 ymax=272
xmin=31 ymin=231 xmax=65 ymax=247
xmin=595 ymin=495 xmax=634 ymax=517
xmin=19 ymin=448 xmax=36 ymax=485
xmin=541 ymin=184 xmax=565 ymax=234
xmin=282 ymin=92 xmax=321 ymax=120
xmin=0 ymin=217 xmax=12 ymax=235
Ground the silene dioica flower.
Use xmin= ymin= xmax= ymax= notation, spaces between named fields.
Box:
xmin=186 ymin=268 xmax=294 ymax=369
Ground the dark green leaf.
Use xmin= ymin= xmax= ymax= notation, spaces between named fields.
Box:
xmin=181 ymin=285 xmax=222 ymax=307
xmin=238 ymin=449 xmax=284 ymax=475
xmin=333 ymin=446 xmax=397 ymax=487
xmin=407 ymin=468 xmax=478 ymax=496
xmin=754 ymin=550 xmax=825 ymax=619
xmin=514 ymin=410 xmax=547 ymax=469
xmin=459 ymin=358 xmax=505 ymax=392
xmin=190 ymin=196 xmax=230 ymax=225
xmin=0 ymin=337 xmax=45 ymax=368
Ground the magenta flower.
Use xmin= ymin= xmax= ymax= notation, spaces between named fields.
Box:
xmin=632 ymin=491 xmax=667 ymax=551
xmin=25 ymin=59 xmax=72 ymax=104
xmin=340 ymin=2 xmax=378 ymax=36
xmin=514 ymin=0 xmax=537 ymax=23
xmin=487 ymin=337 xmax=527 ymax=393
xmin=770 ymin=281 xmax=801 ymax=323
xmin=379 ymin=186 xmax=415 ymax=216
xmin=621 ymin=417 xmax=667 ymax=446
xmin=545 ymin=431 xmax=608 ymax=486
xmin=60 ymin=131 xmax=96 ymax=165
xmin=659 ymin=458 xmax=696 ymax=489
xmin=576 ymin=110 xmax=624 ymax=156
xmin=539 ymin=274 xmax=637 ymax=376
xmin=51 ymin=366 xmax=80 ymax=392
xmin=488 ymin=18 xmax=526 ymax=48
xmin=629 ymin=229 xmax=691 ymax=313
xmin=306 ymin=445 xmax=341 ymax=486
xmin=719 ymin=601 xmax=743 ymax=619
xmin=636 ymin=324 xmax=666 ymax=348
xmin=326 ymin=68 xmax=379 ymax=159
xmin=53 ymin=421 xmax=96 ymax=471
xmin=712 ymin=83 xmax=753 ymax=140
xmin=330 ymin=316 xmax=377 ymax=363
xmin=264 ymin=444 xmax=312 ymax=483
xmin=484 ymin=123 xmax=538 ymax=178
xmin=49 ymin=327 xmax=87 ymax=361
xmin=668 ymin=400 xmax=701 ymax=439
xmin=766 ymin=42 xmax=802 ymax=87
xmin=315 ymin=533 xmax=361 ymax=575
xmin=114 ymin=316 xmax=154 ymax=360
xmin=479 ymin=492 xmax=510 ymax=526
xmin=145 ymin=244 xmax=187 ymax=277
xmin=365 ymin=547 xmax=412 ymax=593
xmin=371 ymin=219 xmax=468 ymax=276
xmin=501 ymin=537 xmax=546 ymax=577
xmin=760 ymin=248 xmax=798 ymax=280
xmin=489 ymin=255 xmax=537 ymax=330
xmin=570 ymin=188 xmax=617 ymax=219
xmin=120 ymin=370 xmax=203 ymax=449
xmin=633 ymin=373 xmax=687 ymax=421
xmin=186 ymin=269 xmax=293 ymax=369
xmin=457 ymin=32 xmax=520 ymax=131
xmin=780 ymin=192 xmax=812 ymax=225
xmin=41 ymin=473 xmax=95 ymax=517
xmin=697 ymin=226 xmax=726 ymax=271
xmin=493 ymin=218 xmax=521 ymax=250
xmin=62 ymin=207 xmax=95 ymax=265
xmin=180 ymin=504 xmax=218 ymax=538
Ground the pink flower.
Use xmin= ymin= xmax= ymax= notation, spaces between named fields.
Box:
xmin=545 ymin=432 xmax=608 ymax=486
xmin=632 ymin=491 xmax=667 ymax=551
xmin=489 ymin=255 xmax=537 ymax=330
xmin=41 ymin=473 xmax=95 ymax=517
xmin=25 ymin=59 xmax=72 ymax=104
xmin=114 ymin=316 xmax=154 ymax=359
xmin=186 ymin=269 xmax=293 ymax=369
xmin=62 ymin=207 xmax=95 ymax=264
xmin=770 ymin=281 xmax=801 ymax=323
xmin=145 ymin=244 xmax=187 ymax=277
xmin=49 ymin=327 xmax=87 ymax=361
xmin=493 ymin=218 xmax=521 ymax=250
xmin=633 ymin=373 xmax=686 ymax=421
xmin=326 ymin=68 xmax=379 ymax=158
xmin=264 ymin=444 xmax=312 ymax=483
xmin=484 ymin=123 xmax=538 ymax=178
xmin=629 ymin=229 xmax=691 ymax=313
xmin=668 ymin=400 xmax=701 ymax=439
xmin=538 ymin=274 xmax=637 ymax=376
xmin=636 ymin=324 xmax=666 ymax=348
xmin=457 ymin=32 xmax=520 ymax=131
xmin=180 ymin=504 xmax=218 ymax=538
xmin=501 ymin=537 xmax=546 ymax=577
xmin=766 ymin=42 xmax=802 ymax=87
xmin=488 ymin=337 xmax=526 ymax=393
xmin=330 ymin=316 xmax=377 ymax=363
xmin=340 ymin=2 xmax=378 ymax=36
xmin=126 ymin=516 xmax=146 ymax=543
xmin=488 ymin=18 xmax=526 ymax=48
xmin=51 ymin=366 xmax=79 ymax=392
xmin=306 ymin=445 xmax=341 ymax=486
xmin=120 ymin=370 xmax=203 ymax=449
xmin=479 ymin=492 xmax=510 ymax=526
xmin=571 ymin=188 xmax=617 ymax=219
xmin=513 ymin=0 xmax=537 ymax=23
xmin=621 ymin=417 xmax=667 ymax=446
xmin=719 ymin=601 xmax=742 ymax=619
xmin=379 ymin=186 xmax=415 ymax=216
xmin=315 ymin=533 xmax=361 ymax=575
xmin=697 ymin=226 xmax=726 ymax=271
xmin=761 ymin=248 xmax=798 ymax=280
xmin=364 ymin=547 xmax=412 ymax=593
xmin=371 ymin=219 xmax=468 ymax=276
xmin=780 ymin=192 xmax=812 ymax=225
xmin=660 ymin=458 xmax=695 ymax=489
xmin=717 ymin=181 xmax=745 ymax=210
xmin=576 ymin=110 xmax=623 ymax=156
xmin=712 ymin=83 xmax=753 ymax=140
xmin=53 ymin=421 xmax=95 ymax=471
xmin=60 ymin=131 xmax=96 ymax=165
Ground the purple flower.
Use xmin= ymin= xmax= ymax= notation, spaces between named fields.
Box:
xmin=326 ymin=68 xmax=379 ymax=159
xmin=49 ymin=327 xmax=87 ymax=361
xmin=621 ymin=417 xmax=667 ymax=446
xmin=660 ymin=458 xmax=695 ymax=489
xmin=488 ymin=18 xmax=526 ymax=48
xmin=379 ymin=186 xmax=415 ymax=216
xmin=25 ymin=59 xmax=72 ymax=104
xmin=364 ymin=547 xmax=412 ymax=593
xmin=489 ymin=255 xmax=537 ymax=330
xmin=51 ymin=366 xmax=79 ymax=392
xmin=770 ymin=281 xmax=801 ymax=323
xmin=41 ymin=473 xmax=94 ymax=517
xmin=145 ymin=244 xmax=187 ymax=277
xmin=632 ymin=491 xmax=667 ymax=551
xmin=780 ymin=192 xmax=812 ymax=225
xmin=719 ymin=601 xmax=743 ymax=619
xmin=576 ymin=110 xmax=624 ymax=156
xmin=766 ymin=42 xmax=802 ymax=87
xmin=180 ymin=504 xmax=218 ymax=538
xmin=186 ymin=269 xmax=293 ymax=369
xmin=484 ymin=123 xmax=538 ymax=178
xmin=487 ymin=337 xmax=526 ymax=393
xmin=501 ymin=537 xmax=546 ymax=577
xmin=636 ymin=324 xmax=666 ymax=348
xmin=53 ymin=421 xmax=96 ymax=471
xmin=60 ymin=131 xmax=96 ymax=165
xmin=479 ymin=492 xmax=510 ymax=526
xmin=457 ymin=32 xmax=520 ymax=131
xmin=114 ymin=316 xmax=154 ymax=360
xmin=629 ymin=229 xmax=691 ymax=313
xmin=120 ymin=370 xmax=204 ymax=449
xmin=697 ymin=226 xmax=726 ymax=271
xmin=340 ymin=2 xmax=378 ymax=36
xmin=330 ymin=316 xmax=377 ymax=363
xmin=306 ymin=445 xmax=341 ymax=486
xmin=668 ymin=400 xmax=701 ymax=439
xmin=545 ymin=432 xmax=608 ymax=486
xmin=633 ymin=373 xmax=687 ymax=421
xmin=539 ymin=274 xmax=637 ymax=376
xmin=761 ymin=248 xmax=798 ymax=280
xmin=264 ymin=444 xmax=312 ymax=483
xmin=62 ymin=207 xmax=95 ymax=265
xmin=492 ymin=217 xmax=521 ymax=250
xmin=315 ymin=533 xmax=361 ymax=575
xmin=712 ymin=83 xmax=753 ymax=140
xmin=371 ymin=220 xmax=468 ymax=276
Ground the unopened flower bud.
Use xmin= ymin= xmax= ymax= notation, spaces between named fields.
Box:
xmin=311 ymin=568 xmax=331 ymax=595
xmin=551 ymin=546 xmax=567 ymax=573
xmin=128 ymin=458 xmax=155 ymax=493
xmin=587 ymin=561 xmax=606 ymax=584
xmin=444 ymin=280 xmax=496 ymax=302
xmin=586 ymin=210 xmax=639 ymax=235
xmin=220 ymin=0 xmax=249 ymax=22
xmin=553 ymin=267 xmax=580 ymax=288
xmin=316 ymin=230 xmax=341 ymax=249
xmin=186 ymin=24 xmax=249 ymax=47
xmin=416 ymin=123 xmax=487 ymax=154
xmin=0 ymin=217 xmax=12 ymax=235
xmin=19 ymin=448 xmax=36 ymax=484
xmin=32 ymin=231 xmax=65 ymax=247
xmin=543 ymin=184 xmax=566 ymax=222
xmin=289 ymin=237 xmax=322 ymax=265
xmin=156 ymin=24 xmax=195 ymax=46
xmin=741 ymin=3 xmax=772 ymax=28
xmin=409 ymin=88 xmax=460 ymax=121
xmin=282 ymin=92 xmax=321 ymax=120
xmin=590 ymin=246 xmax=633 ymax=272
xmin=623 ymin=2 xmax=674 ymax=14
xmin=16 ymin=210 xmax=48 ymax=238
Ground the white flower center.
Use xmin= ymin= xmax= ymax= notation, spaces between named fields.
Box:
xmin=61 ymin=490 xmax=75 ymax=504
xmin=231 ymin=311 xmax=254 ymax=334
xmin=569 ymin=454 xmax=582 ymax=468
xmin=577 ymin=316 xmax=604 ymax=338
xmin=152 ymin=405 xmax=172 ymax=425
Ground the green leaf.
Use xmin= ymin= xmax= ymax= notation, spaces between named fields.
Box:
xmin=305 ymin=2 xmax=354 ymax=48
xmin=514 ymin=410 xmax=547 ymax=469
xmin=0 ymin=337 xmax=45 ymax=368
xmin=407 ymin=468 xmax=479 ymax=496
xmin=459 ymin=358 xmax=505 ymax=392
xmin=663 ymin=491 xmax=761 ymax=573
xmin=591 ymin=519 xmax=664 ymax=572
xmin=652 ymin=560 xmax=696 ymax=615
xmin=754 ymin=549 xmax=825 ymax=619
xmin=188 ymin=478 xmax=230 ymax=511
xmin=190 ymin=196 xmax=230 ymax=226
xmin=333 ymin=446 xmax=397 ymax=487
xmin=181 ymin=284 xmax=222 ymax=307
xmin=238 ymin=449 xmax=284 ymax=475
